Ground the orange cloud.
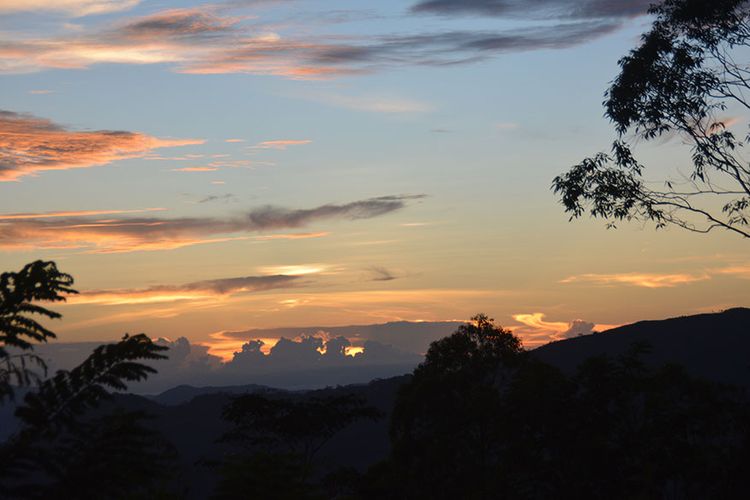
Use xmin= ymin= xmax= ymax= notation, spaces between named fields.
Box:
xmin=200 ymin=331 xmax=280 ymax=362
xmin=70 ymin=274 xmax=302 ymax=306
xmin=0 ymin=110 xmax=202 ymax=181
xmin=511 ymin=312 xmax=618 ymax=347
xmin=560 ymin=272 xmax=709 ymax=288
xmin=171 ymin=167 xmax=218 ymax=172
xmin=251 ymin=139 xmax=312 ymax=150
xmin=0 ymin=195 xmax=419 ymax=253
xmin=257 ymin=264 xmax=331 ymax=276
xmin=0 ymin=207 xmax=165 ymax=220
xmin=714 ymin=265 xmax=750 ymax=279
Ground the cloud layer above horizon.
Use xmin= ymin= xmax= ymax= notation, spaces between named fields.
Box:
xmin=0 ymin=195 xmax=422 ymax=252
xmin=0 ymin=3 xmax=636 ymax=78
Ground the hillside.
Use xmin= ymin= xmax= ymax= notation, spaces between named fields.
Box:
xmin=534 ymin=308 xmax=750 ymax=386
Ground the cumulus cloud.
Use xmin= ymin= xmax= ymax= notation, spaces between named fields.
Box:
xmin=511 ymin=312 xmax=616 ymax=347
xmin=411 ymin=0 xmax=652 ymax=19
xmin=70 ymin=274 xmax=302 ymax=306
xmin=26 ymin=331 xmax=425 ymax=393
xmin=224 ymin=333 xmax=422 ymax=374
xmin=0 ymin=110 xmax=202 ymax=181
xmin=0 ymin=195 xmax=421 ymax=252
xmin=213 ymin=320 xmax=461 ymax=358
xmin=0 ymin=5 xmax=624 ymax=78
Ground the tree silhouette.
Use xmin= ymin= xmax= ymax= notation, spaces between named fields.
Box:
xmin=383 ymin=314 xmax=527 ymax=499
xmin=215 ymin=392 xmax=380 ymax=499
xmin=553 ymin=0 xmax=750 ymax=239
xmin=1 ymin=261 xmax=76 ymax=403
xmin=365 ymin=316 xmax=750 ymax=499
xmin=0 ymin=261 xmax=175 ymax=499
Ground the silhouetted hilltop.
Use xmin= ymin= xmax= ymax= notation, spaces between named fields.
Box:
xmin=147 ymin=383 xmax=277 ymax=406
xmin=114 ymin=376 xmax=407 ymax=498
xmin=534 ymin=308 xmax=750 ymax=386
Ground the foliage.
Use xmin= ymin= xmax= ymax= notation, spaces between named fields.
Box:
xmin=16 ymin=409 xmax=178 ymax=500
xmin=0 ymin=260 xmax=77 ymax=402
xmin=553 ymin=0 xmax=750 ymax=238
xmin=216 ymin=392 xmax=380 ymax=498
xmin=365 ymin=316 xmax=750 ymax=499
xmin=385 ymin=314 xmax=527 ymax=499
xmin=16 ymin=333 xmax=167 ymax=436
xmin=0 ymin=261 xmax=174 ymax=499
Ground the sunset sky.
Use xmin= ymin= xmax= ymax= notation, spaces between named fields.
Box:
xmin=1 ymin=0 xmax=747 ymax=359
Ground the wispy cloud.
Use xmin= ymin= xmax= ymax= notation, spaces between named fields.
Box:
xmin=0 ymin=110 xmax=202 ymax=181
xmin=370 ymin=266 xmax=397 ymax=281
xmin=0 ymin=195 xmax=422 ymax=253
xmin=0 ymin=5 xmax=624 ymax=78
xmin=172 ymin=167 xmax=219 ymax=172
xmin=411 ymin=0 xmax=651 ymax=20
xmin=254 ymin=232 xmax=329 ymax=241
xmin=0 ymin=0 xmax=140 ymax=16
xmin=714 ymin=265 xmax=750 ymax=279
xmin=198 ymin=194 xmax=237 ymax=204
xmin=560 ymin=272 xmax=710 ymax=288
xmin=251 ymin=139 xmax=312 ymax=150
xmin=71 ymin=274 xmax=302 ymax=306
xmin=495 ymin=122 xmax=519 ymax=130
xmin=0 ymin=207 xmax=165 ymax=220
xmin=301 ymin=93 xmax=434 ymax=114
xmin=257 ymin=264 xmax=331 ymax=276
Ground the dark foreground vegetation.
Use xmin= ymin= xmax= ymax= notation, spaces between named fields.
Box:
xmin=2 ymin=261 xmax=750 ymax=499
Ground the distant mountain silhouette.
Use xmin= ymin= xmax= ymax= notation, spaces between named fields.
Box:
xmin=534 ymin=307 xmax=750 ymax=387
xmin=25 ymin=320 xmax=457 ymax=393
xmin=4 ymin=309 xmax=750 ymax=497
xmin=146 ymin=384 xmax=276 ymax=406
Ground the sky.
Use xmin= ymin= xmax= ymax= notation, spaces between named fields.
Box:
xmin=1 ymin=0 xmax=748 ymax=364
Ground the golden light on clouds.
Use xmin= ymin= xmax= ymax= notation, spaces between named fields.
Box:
xmin=200 ymin=331 xmax=280 ymax=362
xmin=560 ymin=272 xmax=710 ymax=288
xmin=511 ymin=312 xmax=619 ymax=347
xmin=0 ymin=207 xmax=165 ymax=220
xmin=69 ymin=274 xmax=301 ymax=306
xmin=0 ymin=110 xmax=202 ymax=181
xmin=257 ymin=264 xmax=330 ymax=276
xmin=0 ymin=197 xmax=415 ymax=253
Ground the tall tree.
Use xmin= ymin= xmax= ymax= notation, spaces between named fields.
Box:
xmin=553 ymin=0 xmax=750 ymax=239
xmin=382 ymin=314 xmax=528 ymax=500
